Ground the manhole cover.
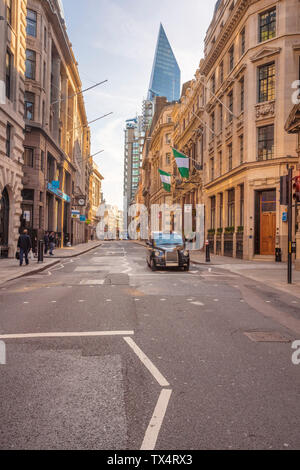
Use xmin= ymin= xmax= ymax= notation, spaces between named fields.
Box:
xmin=244 ymin=331 xmax=291 ymax=343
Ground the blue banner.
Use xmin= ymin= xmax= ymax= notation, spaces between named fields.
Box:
xmin=47 ymin=183 xmax=71 ymax=203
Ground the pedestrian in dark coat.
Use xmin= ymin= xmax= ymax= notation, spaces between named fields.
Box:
xmin=49 ymin=232 xmax=55 ymax=256
xmin=17 ymin=229 xmax=32 ymax=266
xmin=44 ymin=232 xmax=49 ymax=254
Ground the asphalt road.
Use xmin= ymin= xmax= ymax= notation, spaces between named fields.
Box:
xmin=0 ymin=241 xmax=299 ymax=450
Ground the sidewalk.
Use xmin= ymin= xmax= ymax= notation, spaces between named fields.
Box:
xmin=44 ymin=240 xmax=102 ymax=258
xmin=190 ymin=251 xmax=300 ymax=299
xmin=0 ymin=240 xmax=102 ymax=286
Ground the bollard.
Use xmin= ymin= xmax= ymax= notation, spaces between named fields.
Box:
xmin=38 ymin=240 xmax=44 ymax=263
xmin=205 ymin=240 xmax=210 ymax=263
xmin=275 ymin=247 xmax=282 ymax=263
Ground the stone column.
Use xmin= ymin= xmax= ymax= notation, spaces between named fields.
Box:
xmin=61 ymin=74 xmax=68 ymax=151
xmin=51 ymin=56 xmax=61 ymax=143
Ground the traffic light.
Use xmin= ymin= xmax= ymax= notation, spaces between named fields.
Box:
xmin=293 ymin=176 xmax=300 ymax=202
xmin=280 ymin=175 xmax=289 ymax=205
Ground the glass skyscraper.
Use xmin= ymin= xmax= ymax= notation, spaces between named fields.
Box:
xmin=147 ymin=24 xmax=181 ymax=103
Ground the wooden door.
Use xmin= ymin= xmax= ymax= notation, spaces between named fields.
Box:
xmin=260 ymin=191 xmax=276 ymax=255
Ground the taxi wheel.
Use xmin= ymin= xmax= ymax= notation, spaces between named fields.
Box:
xmin=150 ymin=258 xmax=156 ymax=271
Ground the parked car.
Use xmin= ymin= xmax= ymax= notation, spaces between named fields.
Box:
xmin=146 ymin=232 xmax=190 ymax=271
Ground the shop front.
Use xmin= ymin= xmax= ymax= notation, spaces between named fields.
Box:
xmin=46 ymin=182 xmax=71 ymax=247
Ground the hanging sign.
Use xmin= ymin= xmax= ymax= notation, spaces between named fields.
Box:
xmin=71 ymin=210 xmax=80 ymax=219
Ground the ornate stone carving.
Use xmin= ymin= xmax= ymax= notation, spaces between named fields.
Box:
xmin=255 ymin=101 xmax=275 ymax=120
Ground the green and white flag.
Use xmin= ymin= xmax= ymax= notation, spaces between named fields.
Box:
xmin=159 ymin=169 xmax=171 ymax=192
xmin=172 ymin=148 xmax=190 ymax=179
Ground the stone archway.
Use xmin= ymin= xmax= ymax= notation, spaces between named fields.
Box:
xmin=0 ymin=167 xmax=23 ymax=257
xmin=0 ymin=187 xmax=9 ymax=251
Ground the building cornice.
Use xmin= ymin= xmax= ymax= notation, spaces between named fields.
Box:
xmin=200 ymin=0 xmax=250 ymax=76
xmin=204 ymin=156 xmax=298 ymax=190
xmin=250 ymin=46 xmax=281 ymax=63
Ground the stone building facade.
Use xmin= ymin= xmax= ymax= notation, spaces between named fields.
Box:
xmin=88 ymin=160 xmax=103 ymax=239
xmin=200 ymin=0 xmax=299 ymax=261
xmin=22 ymin=0 xmax=90 ymax=248
xmin=171 ymin=77 xmax=205 ymax=235
xmin=0 ymin=0 xmax=27 ymax=258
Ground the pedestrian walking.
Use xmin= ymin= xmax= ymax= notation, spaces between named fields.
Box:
xmin=44 ymin=231 xmax=49 ymax=254
xmin=17 ymin=229 xmax=32 ymax=266
xmin=49 ymin=232 xmax=55 ymax=256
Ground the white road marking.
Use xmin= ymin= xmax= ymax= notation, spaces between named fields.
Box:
xmin=106 ymin=299 xmax=112 ymax=302
xmin=124 ymin=337 xmax=169 ymax=387
xmin=51 ymin=301 xmax=56 ymax=303
xmin=78 ymin=300 xmax=85 ymax=302
xmin=80 ymin=280 xmax=105 ymax=285
xmin=23 ymin=302 xmax=29 ymax=304
xmin=160 ymin=299 xmax=166 ymax=301
xmin=213 ymin=299 xmax=219 ymax=302
xmin=0 ymin=330 xmax=135 ymax=340
xmin=190 ymin=301 xmax=204 ymax=306
xmin=140 ymin=389 xmax=172 ymax=451
xmin=129 ymin=274 xmax=192 ymax=277
xmin=75 ymin=267 xmax=108 ymax=272
xmin=51 ymin=264 xmax=65 ymax=272
xmin=121 ymin=265 xmax=132 ymax=274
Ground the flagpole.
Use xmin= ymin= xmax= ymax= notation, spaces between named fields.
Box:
xmin=182 ymin=97 xmax=215 ymax=136
xmin=190 ymin=109 xmax=215 ymax=136
xmin=198 ymin=77 xmax=237 ymax=119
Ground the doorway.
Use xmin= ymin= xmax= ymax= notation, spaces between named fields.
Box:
xmin=259 ymin=190 xmax=276 ymax=255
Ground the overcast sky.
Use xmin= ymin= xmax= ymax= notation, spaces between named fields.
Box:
xmin=63 ymin=0 xmax=217 ymax=209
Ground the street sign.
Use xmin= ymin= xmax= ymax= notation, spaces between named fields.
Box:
xmin=71 ymin=210 xmax=80 ymax=219
xmin=47 ymin=183 xmax=71 ymax=203
xmin=282 ymin=212 xmax=288 ymax=222
xmin=80 ymin=215 xmax=86 ymax=222
xmin=51 ymin=180 xmax=60 ymax=189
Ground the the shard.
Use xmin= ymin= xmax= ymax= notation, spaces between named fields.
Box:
xmin=147 ymin=24 xmax=181 ymax=103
